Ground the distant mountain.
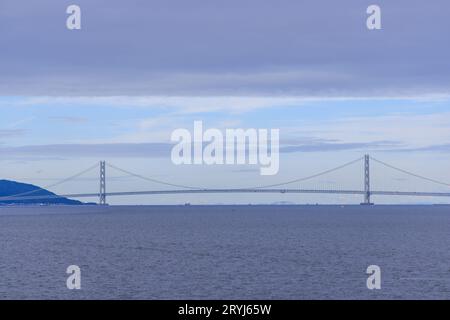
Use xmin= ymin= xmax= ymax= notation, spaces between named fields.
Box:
xmin=0 ymin=179 xmax=83 ymax=205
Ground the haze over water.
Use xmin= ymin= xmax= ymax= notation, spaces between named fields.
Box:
xmin=1 ymin=205 xmax=450 ymax=299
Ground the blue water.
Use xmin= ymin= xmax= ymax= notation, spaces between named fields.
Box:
xmin=1 ymin=205 xmax=450 ymax=299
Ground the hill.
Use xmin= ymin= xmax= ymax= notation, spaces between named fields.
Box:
xmin=0 ymin=179 xmax=84 ymax=205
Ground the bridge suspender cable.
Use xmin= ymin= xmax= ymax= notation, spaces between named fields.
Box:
xmin=0 ymin=163 xmax=99 ymax=200
xmin=106 ymin=157 xmax=364 ymax=190
xmin=106 ymin=163 xmax=204 ymax=190
xmin=370 ymin=156 xmax=450 ymax=188
xmin=2 ymin=156 xmax=449 ymax=203
xmin=0 ymin=157 xmax=366 ymax=201
xmin=250 ymin=157 xmax=364 ymax=189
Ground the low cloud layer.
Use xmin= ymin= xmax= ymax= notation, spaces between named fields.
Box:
xmin=391 ymin=143 xmax=450 ymax=153
xmin=0 ymin=139 xmax=424 ymax=160
xmin=280 ymin=140 xmax=402 ymax=153
xmin=0 ymin=143 xmax=172 ymax=159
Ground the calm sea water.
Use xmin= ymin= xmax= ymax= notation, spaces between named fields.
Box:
xmin=1 ymin=205 xmax=450 ymax=300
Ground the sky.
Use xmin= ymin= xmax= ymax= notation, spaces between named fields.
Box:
xmin=1 ymin=1 xmax=450 ymax=204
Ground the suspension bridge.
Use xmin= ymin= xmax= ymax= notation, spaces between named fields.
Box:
xmin=1 ymin=155 xmax=450 ymax=205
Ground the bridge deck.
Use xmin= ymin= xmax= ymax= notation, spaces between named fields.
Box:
xmin=2 ymin=189 xmax=450 ymax=201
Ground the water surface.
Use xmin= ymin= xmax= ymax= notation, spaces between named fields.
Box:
xmin=1 ymin=205 xmax=450 ymax=299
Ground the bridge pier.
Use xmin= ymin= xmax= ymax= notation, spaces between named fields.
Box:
xmin=361 ymin=154 xmax=374 ymax=205
xmin=99 ymin=160 xmax=106 ymax=205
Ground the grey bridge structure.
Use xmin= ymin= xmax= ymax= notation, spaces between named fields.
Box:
xmin=2 ymin=155 xmax=450 ymax=205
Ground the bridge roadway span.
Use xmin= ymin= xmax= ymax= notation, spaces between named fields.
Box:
xmin=3 ymin=189 xmax=450 ymax=201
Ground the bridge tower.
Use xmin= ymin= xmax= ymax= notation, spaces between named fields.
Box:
xmin=361 ymin=154 xmax=373 ymax=205
xmin=99 ymin=161 xmax=106 ymax=205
